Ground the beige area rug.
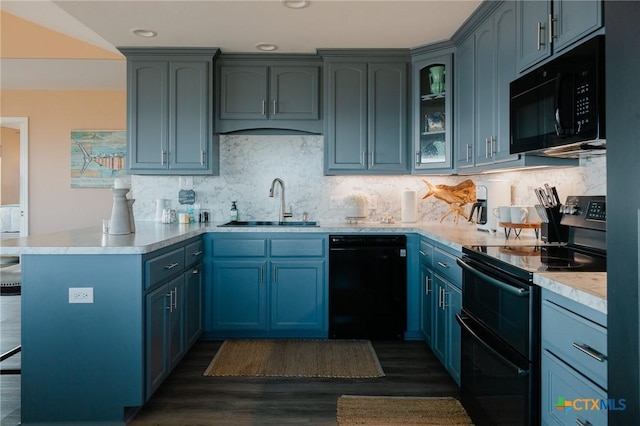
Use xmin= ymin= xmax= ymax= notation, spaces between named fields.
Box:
xmin=337 ymin=396 xmax=473 ymax=425
xmin=203 ymin=339 xmax=384 ymax=378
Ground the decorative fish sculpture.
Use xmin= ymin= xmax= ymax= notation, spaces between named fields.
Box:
xmin=422 ymin=179 xmax=477 ymax=223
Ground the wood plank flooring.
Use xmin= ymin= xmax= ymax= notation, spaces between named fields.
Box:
xmin=129 ymin=340 xmax=459 ymax=425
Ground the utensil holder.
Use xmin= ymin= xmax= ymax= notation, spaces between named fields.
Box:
xmin=540 ymin=205 xmax=568 ymax=243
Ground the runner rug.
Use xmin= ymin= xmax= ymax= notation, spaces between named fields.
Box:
xmin=336 ymin=395 xmax=473 ymax=425
xmin=203 ymin=339 xmax=384 ymax=378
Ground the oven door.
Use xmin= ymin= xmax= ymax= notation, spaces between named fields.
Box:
xmin=457 ymin=256 xmax=538 ymax=359
xmin=457 ymin=312 xmax=537 ymax=426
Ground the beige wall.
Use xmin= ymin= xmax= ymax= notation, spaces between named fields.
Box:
xmin=1 ymin=126 xmax=20 ymax=204
xmin=0 ymin=90 xmax=125 ymax=235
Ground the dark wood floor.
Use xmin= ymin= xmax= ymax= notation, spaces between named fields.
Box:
xmin=129 ymin=339 xmax=459 ymax=425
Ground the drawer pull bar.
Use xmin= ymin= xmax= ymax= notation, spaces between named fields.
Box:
xmin=192 ymin=250 xmax=203 ymax=256
xmin=575 ymin=419 xmax=593 ymax=426
xmin=419 ymin=250 xmax=427 ymax=256
xmin=572 ymin=342 xmax=607 ymax=362
xmin=164 ymin=262 xmax=179 ymax=270
xmin=437 ymin=261 xmax=449 ymax=269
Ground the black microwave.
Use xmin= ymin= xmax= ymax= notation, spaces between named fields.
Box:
xmin=510 ymin=35 xmax=605 ymax=158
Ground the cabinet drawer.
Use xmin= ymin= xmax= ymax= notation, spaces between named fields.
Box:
xmin=185 ymin=240 xmax=204 ymax=268
xmin=433 ymin=247 xmax=461 ymax=288
xmin=212 ymin=238 xmax=267 ymax=257
xmin=419 ymin=239 xmax=434 ymax=268
xmin=146 ymin=247 xmax=185 ymax=290
xmin=542 ymin=350 xmax=608 ymax=426
xmin=270 ymin=238 xmax=325 ymax=257
xmin=542 ymin=299 xmax=607 ymax=390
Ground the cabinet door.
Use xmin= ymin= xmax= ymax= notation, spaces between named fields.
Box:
xmin=431 ymin=275 xmax=447 ymax=365
xmin=325 ymin=63 xmax=368 ymax=172
xmin=455 ymin=36 xmax=475 ymax=169
xmin=552 ymin=0 xmax=602 ymax=53
xmin=168 ymin=276 xmax=185 ymax=370
xmin=269 ymin=260 xmax=325 ymax=331
xmin=493 ymin=2 xmax=519 ymax=162
xmin=474 ymin=18 xmax=496 ymax=166
xmin=368 ymin=62 xmax=408 ymax=172
xmin=413 ymin=55 xmax=453 ymax=172
xmin=419 ymin=264 xmax=434 ymax=346
xmin=270 ymin=67 xmax=319 ymax=120
xmin=146 ymin=283 xmax=170 ymax=398
xmin=516 ymin=0 xmax=552 ymax=72
xmin=211 ymin=260 xmax=267 ymax=330
xmin=219 ymin=66 xmax=268 ymax=120
xmin=128 ymin=60 xmax=169 ymax=171
xmin=446 ymin=282 xmax=462 ymax=386
xmin=169 ymin=61 xmax=210 ymax=171
xmin=184 ymin=263 xmax=203 ymax=347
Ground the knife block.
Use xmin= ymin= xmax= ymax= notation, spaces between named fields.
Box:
xmin=540 ymin=206 xmax=569 ymax=243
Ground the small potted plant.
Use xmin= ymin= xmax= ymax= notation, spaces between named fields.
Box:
xmin=345 ymin=193 xmax=369 ymax=218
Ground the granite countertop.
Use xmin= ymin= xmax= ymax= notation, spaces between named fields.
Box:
xmin=0 ymin=219 xmax=606 ymax=312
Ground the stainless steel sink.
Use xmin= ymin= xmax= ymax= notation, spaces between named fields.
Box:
xmin=218 ymin=220 xmax=319 ymax=227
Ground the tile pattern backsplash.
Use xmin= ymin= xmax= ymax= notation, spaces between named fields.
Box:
xmin=132 ymin=135 xmax=606 ymax=224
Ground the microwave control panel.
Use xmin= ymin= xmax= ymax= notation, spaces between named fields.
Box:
xmin=575 ymin=68 xmax=596 ymax=134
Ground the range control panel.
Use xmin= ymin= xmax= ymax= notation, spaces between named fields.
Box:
xmin=560 ymin=195 xmax=606 ymax=231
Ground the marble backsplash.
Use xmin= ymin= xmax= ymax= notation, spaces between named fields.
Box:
xmin=131 ymin=135 xmax=606 ymax=224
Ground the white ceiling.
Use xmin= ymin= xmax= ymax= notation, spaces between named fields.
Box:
xmin=1 ymin=0 xmax=482 ymax=90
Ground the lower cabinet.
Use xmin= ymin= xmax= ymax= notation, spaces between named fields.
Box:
xmin=541 ymin=289 xmax=608 ymax=425
xmin=144 ymin=239 xmax=204 ymax=400
xmin=206 ymin=233 xmax=328 ymax=338
xmin=419 ymin=237 xmax=462 ymax=387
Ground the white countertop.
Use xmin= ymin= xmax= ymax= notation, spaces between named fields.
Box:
xmin=0 ymin=219 xmax=606 ymax=313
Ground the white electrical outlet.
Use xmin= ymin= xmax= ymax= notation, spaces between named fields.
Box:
xmin=69 ymin=287 xmax=94 ymax=304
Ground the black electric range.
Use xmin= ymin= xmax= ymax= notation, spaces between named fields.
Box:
xmin=463 ymin=195 xmax=607 ymax=280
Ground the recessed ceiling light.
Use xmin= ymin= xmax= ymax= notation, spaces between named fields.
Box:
xmin=131 ymin=28 xmax=157 ymax=38
xmin=281 ymin=0 xmax=310 ymax=9
xmin=256 ymin=42 xmax=278 ymax=52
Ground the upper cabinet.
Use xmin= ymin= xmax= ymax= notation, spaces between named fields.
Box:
xmin=120 ymin=48 xmax=220 ymax=175
xmin=412 ymin=50 xmax=454 ymax=173
xmin=215 ymin=55 xmax=322 ymax=134
xmin=321 ymin=50 xmax=410 ymax=175
xmin=453 ymin=1 xmax=577 ymax=173
xmin=516 ymin=0 xmax=603 ymax=72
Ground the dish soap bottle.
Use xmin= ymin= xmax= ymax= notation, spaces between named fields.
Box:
xmin=230 ymin=201 xmax=238 ymax=222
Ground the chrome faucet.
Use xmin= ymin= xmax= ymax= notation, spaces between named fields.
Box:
xmin=269 ymin=178 xmax=293 ymax=222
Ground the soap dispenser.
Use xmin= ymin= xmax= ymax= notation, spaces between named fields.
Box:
xmin=230 ymin=201 xmax=238 ymax=222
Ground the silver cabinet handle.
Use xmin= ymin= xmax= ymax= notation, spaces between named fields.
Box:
xmin=437 ymin=261 xmax=449 ymax=269
xmin=262 ymin=100 xmax=266 ymax=115
xmin=369 ymin=150 xmax=374 ymax=167
xmin=572 ymin=342 xmax=607 ymax=362
xmin=549 ymin=14 xmax=557 ymax=43
xmin=164 ymin=262 xmax=179 ymax=270
xmin=192 ymin=250 xmax=203 ymax=257
xmin=416 ymin=151 xmax=421 ymax=165
xmin=425 ymin=275 xmax=431 ymax=295
xmin=273 ymin=99 xmax=277 ymax=114
xmin=537 ymin=21 xmax=543 ymax=50
xmin=442 ymin=289 xmax=449 ymax=308
xmin=200 ymin=150 xmax=205 ymax=166
xmin=575 ymin=419 xmax=592 ymax=426
xmin=192 ymin=268 xmax=199 ymax=275
xmin=165 ymin=291 xmax=173 ymax=311
xmin=173 ymin=287 xmax=178 ymax=310
xmin=361 ymin=151 xmax=366 ymax=166
xmin=485 ymin=137 xmax=490 ymax=158
xmin=491 ymin=136 xmax=496 ymax=156
xmin=419 ymin=250 xmax=427 ymax=256
xmin=466 ymin=144 xmax=471 ymax=163
xmin=161 ymin=149 xmax=166 ymax=165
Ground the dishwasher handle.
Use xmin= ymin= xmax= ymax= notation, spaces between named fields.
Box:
xmin=457 ymin=258 xmax=529 ymax=298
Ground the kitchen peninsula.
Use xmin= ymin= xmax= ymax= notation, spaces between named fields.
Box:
xmin=1 ymin=221 xmax=606 ymax=424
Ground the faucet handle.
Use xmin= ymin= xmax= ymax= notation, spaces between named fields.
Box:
xmin=283 ymin=205 xmax=293 ymax=218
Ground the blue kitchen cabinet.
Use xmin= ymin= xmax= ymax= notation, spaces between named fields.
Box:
xmin=411 ymin=51 xmax=454 ymax=173
xmin=454 ymin=1 xmax=576 ymax=172
xmin=185 ymin=263 xmax=204 ymax=347
xmin=541 ymin=289 xmax=608 ymax=425
xmin=446 ymin=282 xmax=462 ymax=386
xmin=322 ymin=50 xmax=409 ymax=175
xmin=270 ymin=260 xmax=325 ymax=331
xmin=206 ymin=233 xmax=328 ymax=338
xmin=121 ymin=48 xmax=220 ymax=175
xmin=216 ymin=56 xmax=322 ymax=133
xmin=211 ymin=260 xmax=268 ymax=331
xmin=418 ymin=238 xmax=435 ymax=345
xmin=432 ymin=275 xmax=447 ymax=365
xmin=516 ymin=0 xmax=602 ymax=72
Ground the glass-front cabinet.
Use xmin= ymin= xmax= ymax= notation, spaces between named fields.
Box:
xmin=412 ymin=52 xmax=453 ymax=173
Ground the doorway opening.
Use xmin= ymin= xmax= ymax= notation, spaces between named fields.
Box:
xmin=0 ymin=117 xmax=29 ymax=238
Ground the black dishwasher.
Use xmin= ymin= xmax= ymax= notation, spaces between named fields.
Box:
xmin=329 ymin=235 xmax=407 ymax=340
